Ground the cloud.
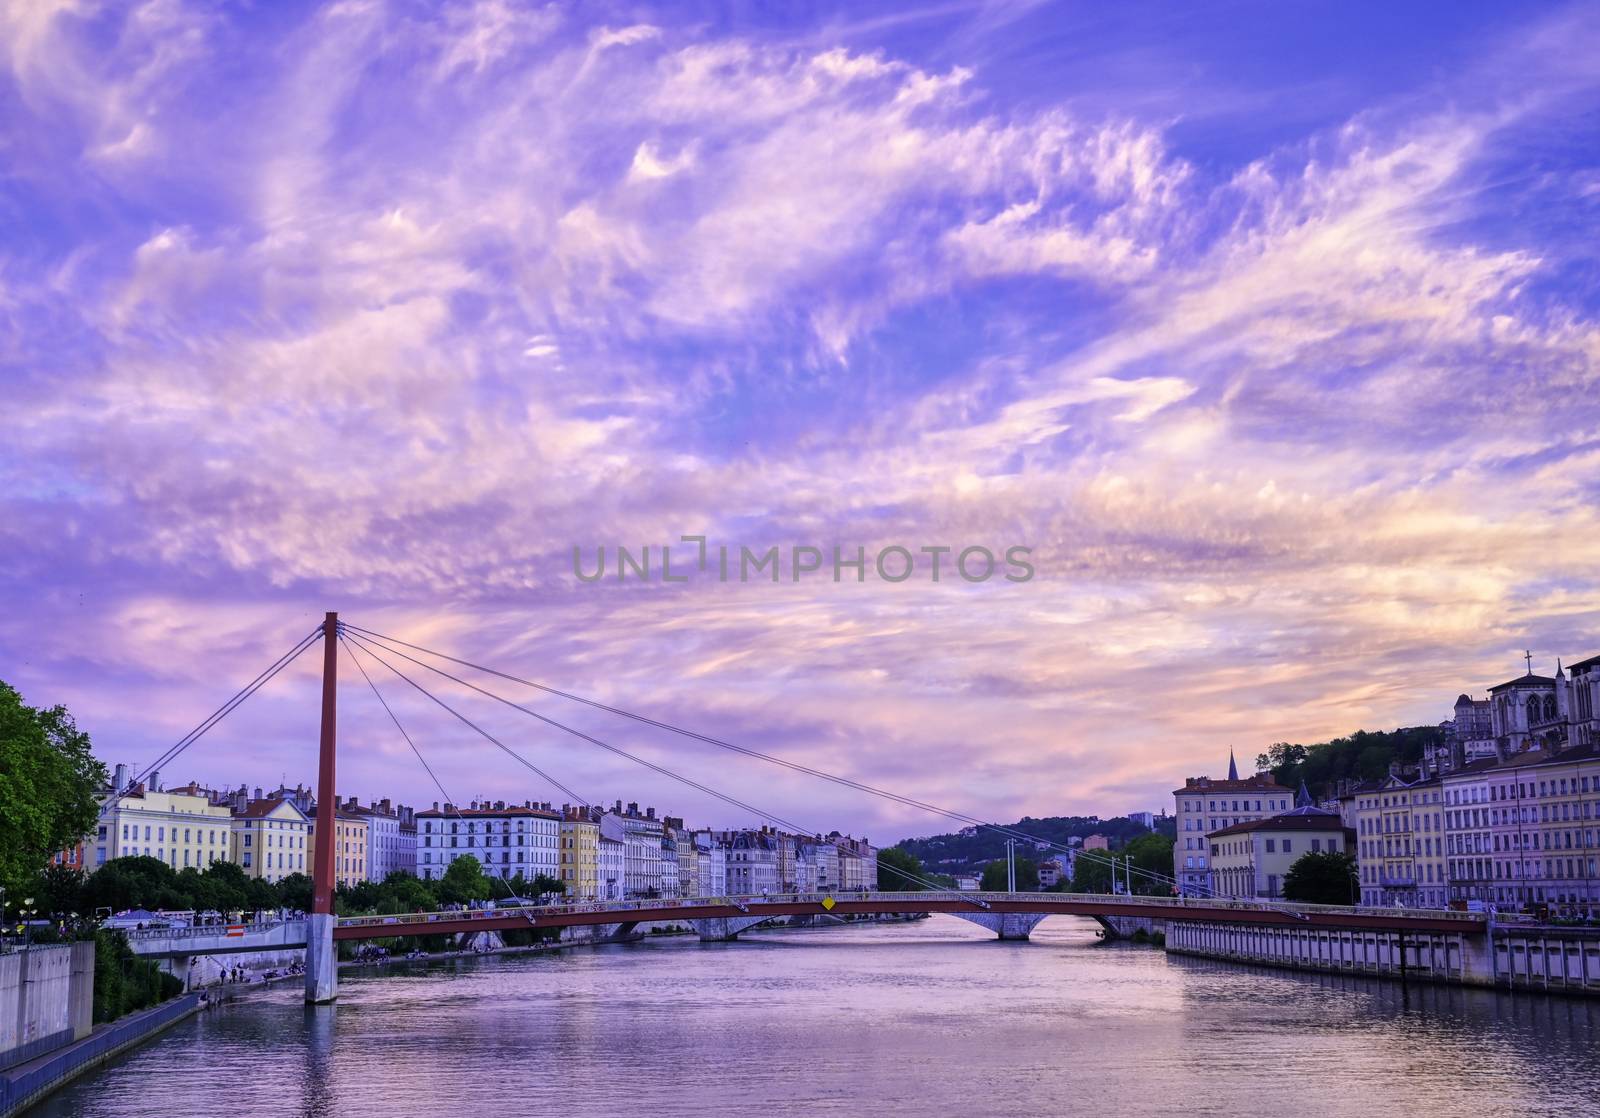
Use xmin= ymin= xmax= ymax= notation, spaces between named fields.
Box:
xmin=1 ymin=1 xmax=1597 ymax=835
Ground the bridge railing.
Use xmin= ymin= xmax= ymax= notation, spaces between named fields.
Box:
xmin=118 ymin=920 xmax=291 ymax=941
xmin=333 ymin=890 xmax=1487 ymax=930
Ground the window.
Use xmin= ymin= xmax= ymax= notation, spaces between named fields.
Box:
xmin=1282 ymin=840 xmax=1292 ymax=853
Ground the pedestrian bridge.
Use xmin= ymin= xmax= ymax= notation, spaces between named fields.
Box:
xmin=120 ymin=891 xmax=1486 ymax=961
xmin=334 ymin=890 xmax=1483 ymax=943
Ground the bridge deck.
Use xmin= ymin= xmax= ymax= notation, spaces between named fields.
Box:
xmin=332 ymin=891 xmax=1484 ymax=941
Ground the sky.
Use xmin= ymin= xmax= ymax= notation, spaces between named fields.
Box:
xmin=2 ymin=0 xmax=1598 ymax=845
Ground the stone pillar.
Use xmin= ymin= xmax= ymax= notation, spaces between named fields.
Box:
xmin=953 ymin=912 xmax=1048 ymax=940
xmin=691 ymin=915 xmax=770 ymax=942
xmin=305 ymin=913 xmax=337 ymax=1004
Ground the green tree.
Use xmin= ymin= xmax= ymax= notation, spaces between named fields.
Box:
xmin=276 ymin=873 xmax=314 ymax=912
xmin=1070 ymin=852 xmax=1114 ymax=894
xmin=980 ymin=856 xmax=1038 ymax=892
xmin=0 ymin=681 xmax=107 ymax=894
xmin=92 ymin=928 xmax=182 ymax=1023
xmin=1282 ymin=850 xmax=1358 ymax=906
xmin=1120 ymin=833 xmax=1177 ymax=896
xmin=878 ymin=847 xmax=930 ymax=890
xmin=439 ymin=855 xmax=490 ymax=905
xmin=82 ymin=856 xmax=182 ymax=914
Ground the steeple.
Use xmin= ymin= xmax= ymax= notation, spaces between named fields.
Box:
xmin=1227 ymin=748 xmax=1239 ymax=782
xmin=1295 ymin=780 xmax=1313 ymax=809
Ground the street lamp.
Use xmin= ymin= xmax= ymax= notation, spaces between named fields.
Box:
xmin=21 ymin=898 xmax=36 ymax=947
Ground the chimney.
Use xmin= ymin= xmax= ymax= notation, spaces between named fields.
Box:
xmin=433 ymin=801 xmax=440 ymax=811
xmin=149 ymin=770 xmax=161 ymax=791
xmin=646 ymin=806 xmax=655 ymax=820
xmin=113 ymin=763 xmax=129 ymax=792
xmin=627 ymin=802 xmax=639 ymax=816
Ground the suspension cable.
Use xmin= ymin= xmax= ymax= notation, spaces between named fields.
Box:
xmin=119 ymin=624 xmax=324 ymax=802
xmin=340 ymin=634 xmax=528 ymax=900
xmin=342 ymin=630 xmax=954 ymax=894
xmin=343 ymin=624 xmax=1215 ymax=898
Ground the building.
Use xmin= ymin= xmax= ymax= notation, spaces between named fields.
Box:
xmin=1082 ymin=834 xmax=1110 ymax=852
xmin=598 ymin=834 xmax=625 ymax=901
xmin=665 ymin=818 xmax=699 ymax=899
xmin=1037 ymin=859 xmax=1063 ymax=888
xmin=345 ymin=798 xmax=416 ymax=882
xmin=1489 ymin=670 xmax=1565 ymax=753
xmin=559 ymin=806 xmax=600 ymax=900
xmin=599 ymin=802 xmax=666 ymax=897
xmin=800 ymin=836 xmax=838 ymax=893
xmin=725 ymin=829 xmax=779 ymax=895
xmin=1208 ymin=788 xmax=1355 ymax=900
xmin=309 ymin=810 xmax=369 ymax=889
xmin=1569 ymin=655 xmax=1600 ymax=747
xmin=1172 ymin=750 xmax=1293 ymax=896
xmin=1440 ymin=757 xmax=1498 ymax=905
xmin=828 ymin=833 xmax=878 ymax=891
xmin=1341 ymin=770 xmax=1447 ymax=908
xmin=1128 ymin=811 xmax=1156 ymax=829
xmin=94 ymin=767 xmax=234 ymax=872
xmin=230 ymin=797 xmax=310 ymax=883
xmin=660 ymin=827 xmax=681 ymax=898
xmin=694 ymin=832 xmax=728 ymax=897
xmin=414 ymin=800 xmax=560 ymax=885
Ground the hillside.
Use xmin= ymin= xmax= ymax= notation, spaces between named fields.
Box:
xmin=893 ymin=815 xmax=1170 ymax=875
xmin=1256 ymin=726 xmax=1441 ymax=795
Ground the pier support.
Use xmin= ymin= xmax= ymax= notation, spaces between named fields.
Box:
xmin=953 ymin=912 xmax=1047 ymax=941
xmin=692 ymin=916 xmax=771 ymax=942
xmin=305 ymin=611 xmax=339 ymax=1005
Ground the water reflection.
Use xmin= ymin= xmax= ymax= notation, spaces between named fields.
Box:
xmin=28 ymin=917 xmax=1600 ymax=1118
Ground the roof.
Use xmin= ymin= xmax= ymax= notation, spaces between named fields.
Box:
xmin=1567 ymin=653 xmax=1600 ymax=673
xmin=1208 ymin=812 xmax=1354 ymax=838
xmin=1172 ymin=775 xmax=1290 ymax=795
xmin=1488 ymin=673 xmax=1555 ymax=693
xmin=414 ymin=805 xmax=560 ymax=819
xmin=232 ymin=798 xmax=308 ymax=822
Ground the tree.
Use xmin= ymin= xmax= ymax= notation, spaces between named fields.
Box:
xmin=878 ymin=847 xmax=930 ymax=890
xmin=82 ymin=856 xmax=183 ymax=914
xmin=0 ymin=681 xmax=107 ymax=894
xmin=439 ymin=855 xmax=490 ymax=905
xmin=276 ymin=873 xmax=314 ymax=912
xmin=980 ymin=856 xmax=1038 ymax=892
xmin=1120 ymin=833 xmax=1177 ymax=896
xmin=1282 ymin=851 xmax=1358 ymax=906
xmin=1070 ymin=853 xmax=1113 ymax=894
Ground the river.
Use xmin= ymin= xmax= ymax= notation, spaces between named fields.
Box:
xmin=28 ymin=917 xmax=1600 ymax=1117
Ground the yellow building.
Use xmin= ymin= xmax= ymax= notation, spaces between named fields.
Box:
xmin=1208 ymin=805 xmax=1355 ymax=901
xmin=309 ymin=810 xmax=369 ymax=888
xmin=559 ymin=808 xmax=599 ymax=899
xmin=230 ymin=798 xmax=311 ymax=884
xmin=94 ymin=780 xmax=233 ymax=872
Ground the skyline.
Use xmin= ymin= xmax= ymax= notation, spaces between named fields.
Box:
xmin=3 ymin=0 xmax=1599 ymax=843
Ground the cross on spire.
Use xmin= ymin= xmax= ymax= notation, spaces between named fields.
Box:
xmin=1524 ymin=649 xmax=1534 ymax=675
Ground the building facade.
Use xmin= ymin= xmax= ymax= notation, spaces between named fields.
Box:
xmin=559 ymin=807 xmax=600 ymax=900
xmin=1208 ymin=806 xmax=1354 ymax=901
xmin=1172 ymin=752 xmax=1293 ymax=896
xmin=95 ymin=775 xmax=234 ymax=872
xmin=415 ymin=801 xmax=560 ymax=884
xmin=231 ymin=797 xmax=310 ymax=883
xmin=599 ymin=803 xmax=666 ymax=897
xmin=308 ymin=810 xmax=369 ymax=888
xmin=347 ymin=799 xmax=416 ymax=882
xmin=598 ymin=834 xmax=625 ymax=901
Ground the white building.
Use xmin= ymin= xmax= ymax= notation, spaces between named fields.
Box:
xmin=695 ymin=832 xmax=728 ymax=897
xmin=94 ymin=769 xmax=233 ymax=872
xmin=660 ymin=828 xmax=681 ymax=898
xmin=802 ymin=838 xmax=839 ymax=893
xmin=725 ymin=830 xmax=779 ymax=895
xmin=598 ymin=834 xmax=625 ymax=901
xmin=415 ymin=800 xmax=559 ymax=884
xmin=599 ymin=802 xmax=666 ymax=897
xmin=1172 ymin=751 xmax=1294 ymax=896
xmin=346 ymin=798 xmax=417 ymax=881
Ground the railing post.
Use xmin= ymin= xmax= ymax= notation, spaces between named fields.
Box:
xmin=305 ymin=611 xmax=339 ymax=1005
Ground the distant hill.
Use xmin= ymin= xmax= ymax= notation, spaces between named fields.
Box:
xmin=1256 ymin=726 xmax=1441 ymax=796
xmin=893 ymin=814 xmax=1170 ymax=875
